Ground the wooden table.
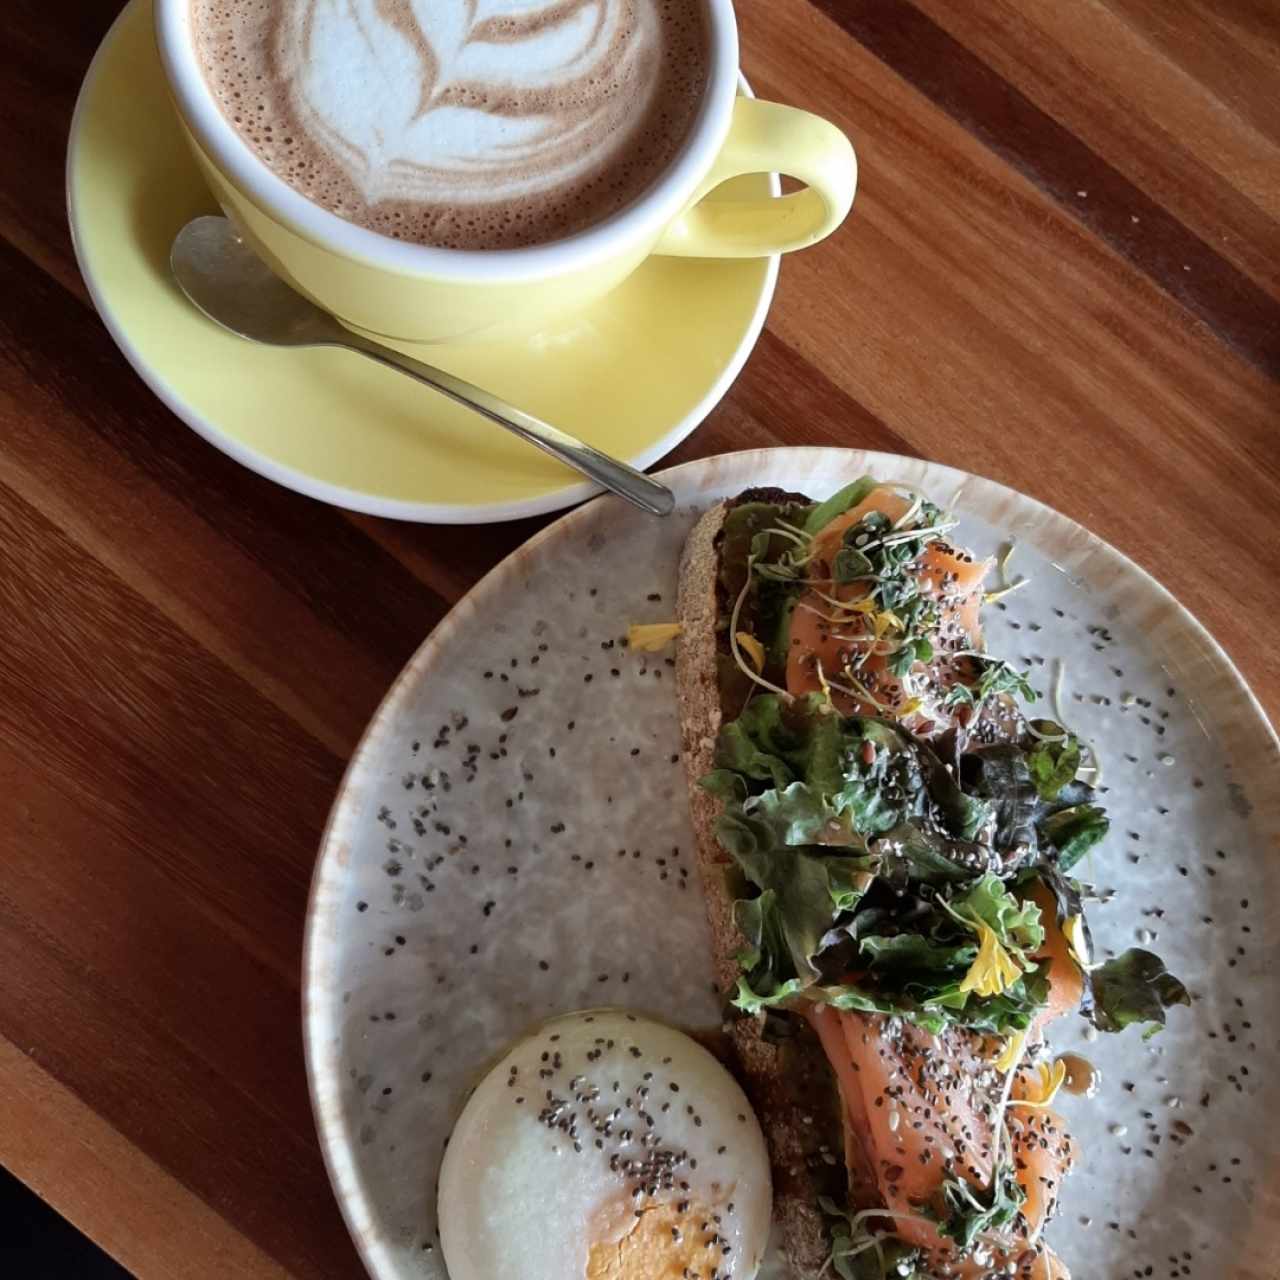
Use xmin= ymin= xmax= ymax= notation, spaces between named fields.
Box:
xmin=1 ymin=1 xmax=1277 ymax=1276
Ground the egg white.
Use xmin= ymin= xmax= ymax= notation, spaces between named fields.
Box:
xmin=438 ymin=1009 xmax=771 ymax=1280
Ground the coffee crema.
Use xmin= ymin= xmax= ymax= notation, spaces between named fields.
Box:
xmin=191 ymin=0 xmax=710 ymax=250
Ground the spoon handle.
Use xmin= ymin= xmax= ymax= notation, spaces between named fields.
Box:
xmin=340 ymin=333 xmax=675 ymax=517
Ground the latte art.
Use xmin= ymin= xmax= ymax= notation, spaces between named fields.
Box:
xmin=278 ymin=0 xmax=660 ymax=205
xmin=192 ymin=0 xmax=710 ymax=249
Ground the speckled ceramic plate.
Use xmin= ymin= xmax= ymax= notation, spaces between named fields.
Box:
xmin=303 ymin=447 xmax=1280 ymax=1280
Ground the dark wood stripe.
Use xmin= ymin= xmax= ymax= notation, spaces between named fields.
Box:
xmin=809 ymin=0 xmax=1280 ymax=378
xmin=0 ymin=888 xmax=359 ymax=1279
xmin=0 ymin=482 xmax=342 ymax=898
xmin=0 ymin=2 xmax=116 ymax=279
xmin=738 ymin=329 xmax=922 ymax=454
xmin=0 ymin=236 xmax=449 ymax=677
xmin=0 ymin=481 xmax=357 ymax=1279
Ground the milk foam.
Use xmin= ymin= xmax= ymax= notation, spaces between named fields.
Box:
xmin=191 ymin=0 xmax=709 ymax=250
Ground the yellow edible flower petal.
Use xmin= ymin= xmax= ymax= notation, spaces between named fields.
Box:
xmin=1043 ymin=1058 xmax=1067 ymax=1101
xmin=984 ymin=579 xmax=1029 ymax=605
xmin=895 ymin=697 xmax=924 ymax=720
xmin=627 ymin=622 xmax=683 ymax=653
xmin=811 ymin=659 xmax=838 ymax=713
xmin=994 ymin=1029 xmax=1027 ymax=1073
xmin=1014 ymin=1058 xmax=1068 ymax=1109
xmin=736 ymin=632 xmax=766 ymax=673
xmin=959 ymin=922 xmax=1022 ymax=998
xmin=870 ymin=610 xmax=905 ymax=639
xmin=1064 ymin=914 xmax=1091 ymax=968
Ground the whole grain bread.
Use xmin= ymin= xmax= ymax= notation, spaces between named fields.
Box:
xmin=675 ymin=492 xmax=852 ymax=1278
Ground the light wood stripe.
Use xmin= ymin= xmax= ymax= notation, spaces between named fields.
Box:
xmin=804 ymin=0 xmax=1280 ymax=375
xmin=0 ymin=1036 xmax=293 ymax=1280
xmin=911 ymin=0 xmax=1280 ymax=301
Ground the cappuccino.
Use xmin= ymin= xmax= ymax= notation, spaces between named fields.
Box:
xmin=191 ymin=0 xmax=710 ymax=250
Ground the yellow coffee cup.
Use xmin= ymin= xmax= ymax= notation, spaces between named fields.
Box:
xmin=155 ymin=0 xmax=856 ymax=346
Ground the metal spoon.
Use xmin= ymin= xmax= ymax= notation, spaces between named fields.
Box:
xmin=169 ymin=216 xmax=675 ymax=517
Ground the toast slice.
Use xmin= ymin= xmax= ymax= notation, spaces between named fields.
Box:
xmin=670 ymin=481 xmax=1167 ymax=1280
xmin=676 ymin=490 xmax=867 ymax=1277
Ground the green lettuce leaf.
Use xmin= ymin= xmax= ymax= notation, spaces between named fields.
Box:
xmin=859 ymin=933 xmax=978 ymax=973
xmin=735 ymin=964 xmax=1050 ymax=1036
xmin=714 ymin=696 xmax=947 ymax=843
xmin=699 ymin=769 xmax=748 ymax=805
xmin=963 ymin=743 xmax=1105 ymax=869
xmin=1027 ymin=733 xmax=1082 ymax=801
xmin=750 ymin=782 xmax=851 ymax=847
xmin=732 ymin=890 xmax=796 ymax=1007
xmin=961 ymin=745 xmax=1040 ymax=854
xmin=951 ymin=872 xmax=1045 ymax=953
xmin=704 ymin=689 xmax=1142 ymax=1045
xmin=869 ymin=823 xmax=999 ymax=886
xmin=714 ymin=697 xmax=1004 ymax=852
xmin=915 ymin=968 xmax=1051 ymax=1034
xmin=926 ymin=759 xmax=992 ymax=844
xmin=732 ymin=974 xmax=808 ymax=1018
xmin=724 ymin=835 xmax=874 ymax=992
xmin=714 ymin=696 xmax=800 ymax=788
xmin=1040 ymin=803 xmax=1109 ymax=872
xmin=717 ymin=499 xmax=814 ymax=595
xmin=714 ymin=694 xmax=859 ymax=794
xmin=1086 ymin=949 xmax=1190 ymax=1036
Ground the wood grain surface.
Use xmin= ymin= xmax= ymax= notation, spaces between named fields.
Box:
xmin=1 ymin=1 xmax=1277 ymax=1276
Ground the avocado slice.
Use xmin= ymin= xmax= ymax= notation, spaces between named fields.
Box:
xmin=767 ymin=590 xmax=799 ymax=670
xmin=800 ymin=476 xmax=880 ymax=535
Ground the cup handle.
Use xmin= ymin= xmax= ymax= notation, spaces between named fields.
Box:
xmin=652 ymin=97 xmax=857 ymax=258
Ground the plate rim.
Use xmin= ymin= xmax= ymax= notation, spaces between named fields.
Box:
xmin=301 ymin=444 xmax=1279 ymax=1279
xmin=65 ymin=0 xmax=781 ymax=525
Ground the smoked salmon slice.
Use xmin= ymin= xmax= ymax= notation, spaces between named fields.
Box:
xmin=804 ymin=1003 xmax=1076 ymax=1278
xmin=785 ymin=485 xmax=993 ymax=730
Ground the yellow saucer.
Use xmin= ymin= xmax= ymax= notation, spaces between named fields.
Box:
xmin=68 ymin=0 xmax=779 ymax=523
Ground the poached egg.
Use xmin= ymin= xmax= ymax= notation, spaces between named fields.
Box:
xmin=438 ymin=1009 xmax=771 ymax=1280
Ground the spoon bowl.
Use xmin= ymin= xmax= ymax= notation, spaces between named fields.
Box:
xmin=170 ymin=217 xmax=675 ymax=517
xmin=172 ymin=216 xmax=342 ymax=347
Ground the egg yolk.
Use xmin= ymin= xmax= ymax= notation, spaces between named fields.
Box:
xmin=586 ymin=1195 xmax=730 ymax=1280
